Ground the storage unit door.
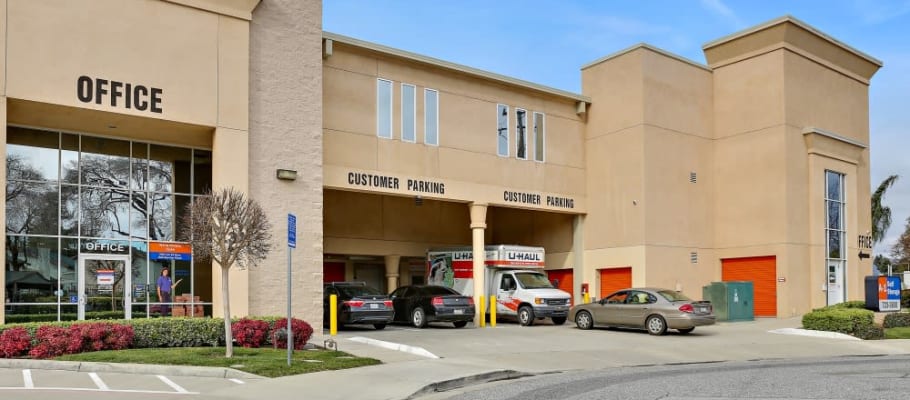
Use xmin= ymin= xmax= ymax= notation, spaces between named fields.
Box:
xmin=722 ymin=256 xmax=777 ymax=317
xmin=323 ymin=262 xmax=345 ymax=283
xmin=599 ymin=267 xmax=632 ymax=299
xmin=546 ymin=269 xmax=574 ymax=299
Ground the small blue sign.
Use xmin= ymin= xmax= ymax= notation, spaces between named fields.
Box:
xmin=288 ymin=213 xmax=297 ymax=248
xmin=70 ymin=295 xmax=78 ymax=304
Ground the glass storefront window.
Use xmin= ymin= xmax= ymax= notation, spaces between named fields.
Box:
xmin=6 ymin=181 xmax=59 ymax=235
xmin=7 ymin=127 xmax=59 ymax=182
xmin=5 ymin=127 xmax=210 ymax=320
xmin=5 ymin=235 xmax=59 ymax=303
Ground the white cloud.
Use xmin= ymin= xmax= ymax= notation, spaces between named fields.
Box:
xmin=699 ymin=0 xmax=747 ymax=29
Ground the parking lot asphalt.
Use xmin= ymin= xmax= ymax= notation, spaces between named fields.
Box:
xmin=201 ymin=317 xmax=910 ymax=400
xmin=3 ymin=318 xmax=910 ymax=400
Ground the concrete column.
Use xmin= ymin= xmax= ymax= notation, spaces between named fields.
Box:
xmin=385 ymin=255 xmax=401 ymax=292
xmin=470 ymin=203 xmax=488 ymax=326
xmin=0 ymin=97 xmax=6 ymax=324
xmin=573 ymin=215 xmax=585 ymax=304
xmin=399 ymin=262 xmax=412 ymax=286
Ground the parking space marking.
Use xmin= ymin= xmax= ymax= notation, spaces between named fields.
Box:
xmin=88 ymin=372 xmax=109 ymax=391
xmin=229 ymin=378 xmax=245 ymax=384
xmin=158 ymin=375 xmax=189 ymax=393
xmin=22 ymin=370 xmax=33 ymax=388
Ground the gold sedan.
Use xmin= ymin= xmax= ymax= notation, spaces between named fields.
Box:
xmin=569 ymin=288 xmax=715 ymax=335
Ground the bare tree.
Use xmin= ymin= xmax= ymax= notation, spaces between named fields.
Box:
xmin=179 ymin=187 xmax=272 ymax=358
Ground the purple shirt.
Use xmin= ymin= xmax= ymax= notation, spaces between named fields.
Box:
xmin=157 ymin=276 xmax=172 ymax=293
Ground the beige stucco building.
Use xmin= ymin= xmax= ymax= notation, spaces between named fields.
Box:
xmin=1 ymin=0 xmax=880 ymax=326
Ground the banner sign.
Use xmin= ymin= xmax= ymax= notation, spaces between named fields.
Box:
xmin=96 ymin=270 xmax=115 ymax=285
xmin=149 ymin=242 xmax=192 ymax=261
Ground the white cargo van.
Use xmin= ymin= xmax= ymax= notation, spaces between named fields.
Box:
xmin=426 ymin=245 xmax=571 ymax=326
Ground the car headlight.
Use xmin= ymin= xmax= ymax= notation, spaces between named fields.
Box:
xmin=534 ymin=297 xmax=544 ymax=305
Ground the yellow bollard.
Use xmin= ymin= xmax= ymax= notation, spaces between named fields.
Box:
xmin=583 ymin=292 xmax=591 ymax=304
xmin=490 ymin=295 xmax=496 ymax=328
xmin=330 ymin=294 xmax=338 ymax=336
xmin=478 ymin=295 xmax=485 ymax=328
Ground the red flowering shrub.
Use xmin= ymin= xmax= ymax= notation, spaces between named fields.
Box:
xmin=270 ymin=318 xmax=314 ymax=350
xmin=28 ymin=326 xmax=70 ymax=359
xmin=0 ymin=327 xmax=32 ymax=358
xmin=28 ymin=323 xmax=134 ymax=359
xmin=231 ymin=318 xmax=270 ymax=348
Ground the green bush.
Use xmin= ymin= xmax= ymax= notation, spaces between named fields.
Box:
xmin=130 ymin=318 xmax=224 ymax=348
xmin=802 ymin=307 xmax=878 ymax=339
xmin=883 ymin=312 xmax=910 ymax=328
xmin=828 ymin=300 xmax=868 ymax=309
xmin=902 ymin=290 xmax=910 ymax=309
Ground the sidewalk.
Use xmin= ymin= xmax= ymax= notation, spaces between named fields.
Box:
xmin=200 ymin=318 xmax=910 ymax=400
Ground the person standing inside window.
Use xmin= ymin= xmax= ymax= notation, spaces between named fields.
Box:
xmin=156 ymin=267 xmax=181 ymax=316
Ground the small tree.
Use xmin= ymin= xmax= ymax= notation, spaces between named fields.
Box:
xmin=872 ymin=175 xmax=899 ymax=244
xmin=179 ymin=187 xmax=272 ymax=358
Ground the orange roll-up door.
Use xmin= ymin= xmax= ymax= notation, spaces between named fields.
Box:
xmin=599 ymin=267 xmax=632 ymax=299
xmin=722 ymin=256 xmax=777 ymax=317
xmin=547 ymin=269 xmax=574 ymax=299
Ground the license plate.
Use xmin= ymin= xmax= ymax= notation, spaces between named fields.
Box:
xmin=454 ymin=309 xmax=464 ymax=314
xmin=370 ymin=304 xmax=378 ymax=309
xmin=696 ymin=306 xmax=707 ymax=313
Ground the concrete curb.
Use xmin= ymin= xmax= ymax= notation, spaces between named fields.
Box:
xmin=406 ymin=370 xmax=533 ymax=399
xmin=0 ymin=358 xmax=262 ymax=379
xmin=348 ymin=336 xmax=440 ymax=359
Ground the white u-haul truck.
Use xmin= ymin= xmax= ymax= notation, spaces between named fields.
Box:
xmin=426 ymin=245 xmax=571 ymax=326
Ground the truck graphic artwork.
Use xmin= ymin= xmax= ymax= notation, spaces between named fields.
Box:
xmin=426 ymin=245 xmax=571 ymax=326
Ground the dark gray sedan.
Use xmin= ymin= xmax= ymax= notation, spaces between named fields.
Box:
xmin=569 ymin=288 xmax=715 ymax=335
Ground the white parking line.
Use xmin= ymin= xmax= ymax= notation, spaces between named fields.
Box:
xmin=88 ymin=372 xmax=109 ymax=391
xmin=348 ymin=336 xmax=439 ymax=358
xmin=22 ymin=370 xmax=34 ymax=388
xmin=229 ymin=378 xmax=245 ymax=384
xmin=157 ymin=375 xmax=189 ymax=393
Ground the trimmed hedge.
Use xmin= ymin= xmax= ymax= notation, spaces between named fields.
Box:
xmin=802 ymin=307 xmax=881 ymax=340
xmin=130 ymin=318 xmax=224 ymax=348
xmin=883 ymin=312 xmax=910 ymax=328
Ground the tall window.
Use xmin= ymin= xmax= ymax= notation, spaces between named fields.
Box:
xmin=4 ymin=127 xmax=212 ymax=321
xmin=825 ymin=170 xmax=846 ymax=300
xmin=401 ymin=83 xmax=416 ymax=143
xmin=377 ymin=79 xmax=393 ymax=139
xmin=424 ymin=88 xmax=439 ymax=146
xmin=497 ymin=104 xmax=509 ymax=157
xmin=515 ymin=108 xmax=527 ymax=160
xmin=533 ymin=112 xmax=545 ymax=162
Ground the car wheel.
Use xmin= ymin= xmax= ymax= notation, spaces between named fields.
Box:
xmin=373 ymin=323 xmax=386 ymax=330
xmin=646 ymin=315 xmax=667 ymax=336
xmin=575 ymin=311 xmax=593 ymax=330
xmin=453 ymin=321 xmax=468 ymax=328
xmin=518 ymin=305 xmax=535 ymax=326
xmin=677 ymin=327 xmax=695 ymax=334
xmin=551 ymin=317 xmax=567 ymax=326
xmin=412 ymin=307 xmax=428 ymax=328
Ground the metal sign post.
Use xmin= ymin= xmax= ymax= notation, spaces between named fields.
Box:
xmin=287 ymin=213 xmax=296 ymax=366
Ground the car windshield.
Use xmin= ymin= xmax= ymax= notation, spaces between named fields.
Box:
xmin=657 ymin=290 xmax=692 ymax=302
xmin=337 ymin=285 xmax=383 ymax=297
xmin=421 ymin=286 xmax=458 ymax=295
xmin=515 ymin=272 xmax=555 ymax=289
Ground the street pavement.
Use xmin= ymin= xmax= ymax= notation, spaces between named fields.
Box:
xmin=2 ymin=317 xmax=910 ymax=399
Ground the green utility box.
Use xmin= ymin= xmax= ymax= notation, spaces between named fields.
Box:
xmin=702 ymin=281 xmax=754 ymax=322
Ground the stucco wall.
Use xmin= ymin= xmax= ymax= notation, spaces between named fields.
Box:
xmin=249 ymin=0 xmax=324 ymax=322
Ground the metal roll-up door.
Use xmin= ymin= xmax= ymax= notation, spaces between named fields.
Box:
xmin=722 ymin=256 xmax=777 ymax=317
xmin=546 ymin=269 xmax=574 ymax=299
xmin=599 ymin=267 xmax=632 ymax=299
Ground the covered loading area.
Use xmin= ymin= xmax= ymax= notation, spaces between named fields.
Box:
xmin=322 ymin=188 xmax=581 ymax=296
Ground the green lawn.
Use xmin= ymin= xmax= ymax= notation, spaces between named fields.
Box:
xmin=55 ymin=347 xmax=380 ymax=378
xmin=884 ymin=327 xmax=910 ymax=339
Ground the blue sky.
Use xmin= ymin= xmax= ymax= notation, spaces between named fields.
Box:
xmin=324 ymin=1 xmax=910 ymax=257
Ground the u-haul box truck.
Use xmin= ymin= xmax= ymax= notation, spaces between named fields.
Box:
xmin=427 ymin=245 xmax=571 ymax=326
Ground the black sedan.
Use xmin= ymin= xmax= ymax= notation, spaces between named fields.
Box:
xmin=390 ymin=285 xmax=475 ymax=328
xmin=324 ymin=282 xmax=394 ymax=330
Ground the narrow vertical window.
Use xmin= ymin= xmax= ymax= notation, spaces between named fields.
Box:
xmin=424 ymin=88 xmax=439 ymax=146
xmin=533 ymin=112 xmax=545 ymax=162
xmin=497 ymin=104 xmax=509 ymax=157
xmin=401 ymin=84 xmax=416 ymax=142
xmin=515 ymin=108 xmax=527 ymax=159
xmin=377 ymin=79 xmax=393 ymax=139
xmin=824 ymin=170 xmax=846 ymax=305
